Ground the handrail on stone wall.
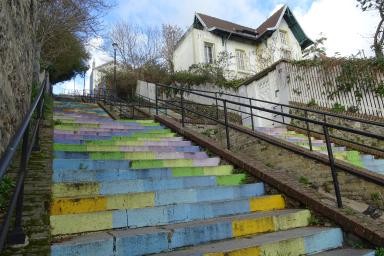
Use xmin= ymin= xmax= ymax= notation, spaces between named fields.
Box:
xmin=0 ymin=73 xmax=49 ymax=252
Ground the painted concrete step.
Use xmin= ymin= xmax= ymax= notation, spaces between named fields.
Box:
xmin=53 ymin=146 xmax=201 ymax=158
xmin=53 ymin=129 xmax=175 ymax=137
xmin=52 ymin=174 xmax=246 ymax=197
xmin=54 ymin=136 xmax=183 ymax=146
xmin=55 ymin=127 xmax=167 ymax=133
xmin=54 ymin=135 xmax=188 ymax=145
xmin=53 ymin=157 xmax=220 ymax=171
xmin=50 ymin=194 xmax=286 ymax=235
xmin=51 ymin=183 xmax=265 ymax=215
xmin=53 ymin=131 xmax=176 ymax=140
xmin=53 ymin=151 xmax=208 ymax=160
xmin=53 ymin=165 xmax=235 ymax=183
xmin=156 ymin=227 xmax=342 ymax=256
xmin=130 ymin=157 xmax=221 ymax=169
xmin=53 ymin=144 xmax=200 ymax=153
xmin=313 ymin=248 xmax=375 ymax=256
xmin=51 ymin=209 xmax=309 ymax=256
xmin=54 ymin=125 xmax=166 ymax=131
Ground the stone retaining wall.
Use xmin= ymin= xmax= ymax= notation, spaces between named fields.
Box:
xmin=0 ymin=0 xmax=38 ymax=157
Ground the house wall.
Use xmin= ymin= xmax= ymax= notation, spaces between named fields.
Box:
xmin=255 ymin=19 xmax=303 ymax=71
xmin=137 ymin=61 xmax=290 ymax=129
xmin=173 ymin=28 xmax=197 ymax=72
xmin=174 ymin=28 xmax=258 ymax=78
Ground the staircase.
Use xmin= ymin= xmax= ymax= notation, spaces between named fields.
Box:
xmin=50 ymin=99 xmax=374 ymax=256
xmin=255 ymin=127 xmax=384 ymax=176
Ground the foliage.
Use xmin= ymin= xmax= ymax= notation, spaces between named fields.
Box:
xmin=376 ymin=247 xmax=384 ymax=256
xmin=38 ymin=0 xmax=112 ymax=84
xmin=308 ymin=215 xmax=322 ymax=226
xmin=306 ymin=98 xmax=318 ymax=107
xmin=44 ymin=31 xmax=90 ymax=84
xmin=331 ymin=103 xmax=346 ymax=113
xmin=292 ymin=57 xmax=384 ymax=114
xmin=0 ymin=176 xmax=16 ymax=211
xmin=303 ymin=33 xmax=327 ymax=58
xmin=356 ymin=0 xmax=384 ymax=59
xmin=298 ymin=176 xmax=310 ymax=185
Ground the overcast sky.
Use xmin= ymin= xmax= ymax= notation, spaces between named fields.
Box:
xmin=54 ymin=0 xmax=379 ymax=94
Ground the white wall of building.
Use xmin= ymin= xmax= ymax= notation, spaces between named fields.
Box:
xmin=174 ymin=18 xmax=305 ymax=79
xmin=174 ymin=28 xmax=258 ymax=78
xmin=137 ymin=62 xmax=291 ymax=129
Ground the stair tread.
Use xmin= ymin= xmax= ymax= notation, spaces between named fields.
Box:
xmin=312 ymin=248 xmax=375 ymax=256
xmin=155 ymin=227 xmax=342 ymax=255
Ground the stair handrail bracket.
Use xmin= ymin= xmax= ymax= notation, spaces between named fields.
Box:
xmin=0 ymin=74 xmax=49 ymax=252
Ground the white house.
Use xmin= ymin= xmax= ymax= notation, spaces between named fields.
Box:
xmin=173 ymin=5 xmax=313 ymax=78
xmin=89 ymin=60 xmax=114 ymax=94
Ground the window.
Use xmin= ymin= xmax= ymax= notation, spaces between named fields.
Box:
xmin=204 ymin=42 xmax=214 ymax=64
xmin=236 ymin=50 xmax=246 ymax=70
xmin=281 ymin=49 xmax=292 ymax=59
xmin=279 ymin=30 xmax=288 ymax=45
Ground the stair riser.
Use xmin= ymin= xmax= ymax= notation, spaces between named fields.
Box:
xmin=53 ymin=131 xmax=176 ymax=136
xmin=54 ymin=136 xmax=192 ymax=146
xmin=53 ymin=147 xmax=201 ymax=157
xmin=52 ymin=174 xmax=246 ymax=197
xmin=53 ymin=158 xmax=220 ymax=171
xmin=53 ymin=151 xmax=208 ymax=160
xmin=51 ymin=184 xmax=264 ymax=215
xmin=50 ymin=195 xmax=285 ymax=235
xmin=53 ymin=136 xmax=183 ymax=146
xmin=54 ymin=141 xmax=193 ymax=150
xmin=52 ymin=166 xmax=234 ymax=183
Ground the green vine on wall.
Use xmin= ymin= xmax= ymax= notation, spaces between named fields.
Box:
xmin=292 ymin=58 xmax=384 ymax=102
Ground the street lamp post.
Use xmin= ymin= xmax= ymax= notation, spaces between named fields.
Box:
xmin=112 ymin=42 xmax=118 ymax=98
xmin=83 ymin=70 xmax=86 ymax=96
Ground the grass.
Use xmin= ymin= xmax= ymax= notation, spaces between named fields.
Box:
xmin=376 ymin=247 xmax=384 ymax=256
xmin=308 ymin=215 xmax=322 ymax=226
xmin=298 ymin=176 xmax=310 ymax=185
xmin=0 ymin=176 xmax=16 ymax=211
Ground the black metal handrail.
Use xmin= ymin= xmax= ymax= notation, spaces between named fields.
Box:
xmin=151 ymin=83 xmax=384 ymax=208
xmin=76 ymin=85 xmax=384 ymax=208
xmin=155 ymin=82 xmax=384 ymax=128
xmin=0 ymin=74 xmax=48 ymax=252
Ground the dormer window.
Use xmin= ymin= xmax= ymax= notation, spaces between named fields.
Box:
xmin=204 ymin=42 xmax=214 ymax=64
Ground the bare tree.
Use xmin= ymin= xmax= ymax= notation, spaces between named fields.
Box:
xmin=109 ymin=21 xmax=162 ymax=70
xmin=357 ymin=0 xmax=384 ymax=59
xmin=161 ymin=24 xmax=184 ymax=72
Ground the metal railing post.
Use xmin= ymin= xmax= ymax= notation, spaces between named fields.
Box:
xmin=155 ymin=85 xmax=159 ymax=115
xmin=323 ymin=125 xmax=343 ymax=208
xmin=181 ymin=90 xmax=185 ymax=127
xmin=281 ymin=105 xmax=285 ymax=124
xmin=223 ymin=100 xmax=230 ymax=150
xmin=304 ymin=110 xmax=313 ymax=151
xmin=215 ymin=92 xmax=219 ymax=120
xmin=249 ymin=98 xmax=254 ymax=131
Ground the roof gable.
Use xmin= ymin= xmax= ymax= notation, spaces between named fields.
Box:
xmin=196 ymin=13 xmax=256 ymax=35
xmin=193 ymin=5 xmax=313 ymax=49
